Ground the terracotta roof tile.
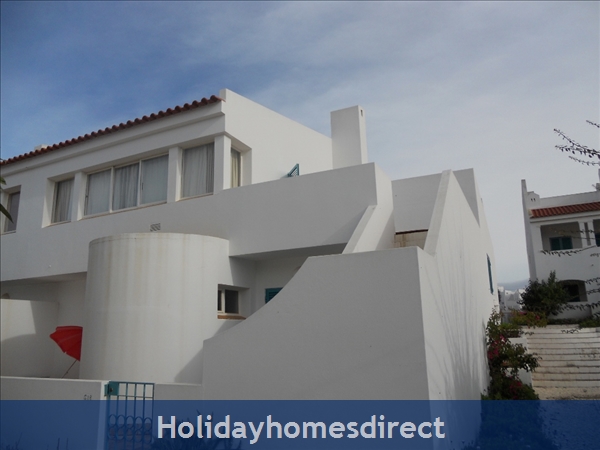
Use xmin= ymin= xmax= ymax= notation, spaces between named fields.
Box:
xmin=1 ymin=95 xmax=223 ymax=166
xmin=530 ymin=202 xmax=600 ymax=218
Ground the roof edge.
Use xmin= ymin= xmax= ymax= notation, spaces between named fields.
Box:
xmin=1 ymin=95 xmax=223 ymax=166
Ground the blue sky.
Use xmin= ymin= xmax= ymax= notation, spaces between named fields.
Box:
xmin=1 ymin=1 xmax=598 ymax=284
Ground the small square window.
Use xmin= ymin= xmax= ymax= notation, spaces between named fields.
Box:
xmin=52 ymin=178 xmax=74 ymax=223
xmin=3 ymin=191 xmax=20 ymax=232
xmin=265 ymin=287 xmax=282 ymax=303
xmin=217 ymin=289 xmax=239 ymax=314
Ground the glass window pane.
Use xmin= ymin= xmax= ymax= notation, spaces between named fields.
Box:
xmin=4 ymin=191 xmax=20 ymax=232
xmin=141 ymin=155 xmax=168 ymax=204
xmin=113 ymin=163 xmax=139 ymax=210
xmin=182 ymin=143 xmax=214 ymax=198
xmin=85 ymin=170 xmax=111 ymax=215
xmin=52 ymin=179 xmax=73 ymax=223
xmin=225 ymin=290 xmax=239 ymax=314
xmin=231 ymin=149 xmax=241 ymax=188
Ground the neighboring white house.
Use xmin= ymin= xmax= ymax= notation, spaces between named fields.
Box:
xmin=1 ymin=89 xmax=498 ymax=401
xmin=521 ymin=176 xmax=600 ymax=319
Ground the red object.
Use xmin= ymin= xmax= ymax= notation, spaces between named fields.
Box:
xmin=530 ymin=202 xmax=600 ymax=218
xmin=50 ymin=326 xmax=83 ymax=361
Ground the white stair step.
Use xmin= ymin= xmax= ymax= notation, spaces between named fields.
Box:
xmin=537 ymin=360 xmax=600 ymax=367
xmin=536 ymin=366 xmax=600 ymax=374
xmin=533 ymin=380 xmax=600 ymax=388
xmin=533 ymin=372 xmax=600 ymax=381
xmin=527 ymin=337 xmax=600 ymax=345
xmin=530 ymin=348 xmax=599 ymax=355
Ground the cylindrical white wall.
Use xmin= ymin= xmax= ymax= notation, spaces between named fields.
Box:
xmin=79 ymin=233 xmax=231 ymax=383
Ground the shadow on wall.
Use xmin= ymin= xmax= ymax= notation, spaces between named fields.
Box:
xmin=174 ymin=320 xmax=242 ymax=384
xmin=1 ymin=299 xmax=60 ymax=377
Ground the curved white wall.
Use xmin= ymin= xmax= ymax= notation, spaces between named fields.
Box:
xmin=79 ymin=233 xmax=235 ymax=383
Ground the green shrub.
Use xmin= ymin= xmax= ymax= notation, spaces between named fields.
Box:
xmin=485 ymin=311 xmax=539 ymax=400
xmin=520 ymin=271 xmax=570 ymax=317
xmin=508 ymin=310 xmax=547 ymax=327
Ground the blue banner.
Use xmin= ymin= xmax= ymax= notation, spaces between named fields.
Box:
xmin=1 ymin=400 xmax=598 ymax=449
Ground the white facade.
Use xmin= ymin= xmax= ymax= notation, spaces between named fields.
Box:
xmin=521 ymin=178 xmax=600 ymax=319
xmin=1 ymin=89 xmax=497 ymax=400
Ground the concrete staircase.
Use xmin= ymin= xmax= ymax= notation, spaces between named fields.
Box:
xmin=525 ymin=325 xmax=600 ymax=399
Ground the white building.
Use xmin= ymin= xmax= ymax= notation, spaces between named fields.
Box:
xmin=1 ymin=89 xmax=497 ymax=401
xmin=521 ymin=177 xmax=600 ymax=319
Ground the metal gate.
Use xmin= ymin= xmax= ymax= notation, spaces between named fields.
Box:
xmin=105 ymin=381 xmax=154 ymax=450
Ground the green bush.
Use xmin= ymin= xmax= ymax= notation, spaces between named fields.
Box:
xmin=508 ymin=310 xmax=547 ymax=327
xmin=520 ymin=271 xmax=570 ymax=317
xmin=485 ymin=311 xmax=539 ymax=400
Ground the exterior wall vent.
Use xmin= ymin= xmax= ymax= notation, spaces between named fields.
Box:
xmin=150 ymin=223 xmax=161 ymax=232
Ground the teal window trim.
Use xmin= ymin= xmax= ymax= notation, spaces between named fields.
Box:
xmin=265 ymin=288 xmax=282 ymax=303
xmin=487 ymin=255 xmax=494 ymax=294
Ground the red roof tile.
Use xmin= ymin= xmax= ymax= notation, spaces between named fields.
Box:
xmin=1 ymin=95 xmax=223 ymax=166
xmin=530 ymin=202 xmax=600 ymax=218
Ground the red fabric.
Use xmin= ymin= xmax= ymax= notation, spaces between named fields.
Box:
xmin=50 ymin=326 xmax=83 ymax=361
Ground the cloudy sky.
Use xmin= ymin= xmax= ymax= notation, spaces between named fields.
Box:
xmin=1 ymin=1 xmax=598 ymax=285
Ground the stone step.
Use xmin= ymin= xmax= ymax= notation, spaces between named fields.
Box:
xmin=530 ymin=348 xmax=599 ymax=356
xmin=536 ymin=366 xmax=600 ymax=374
xmin=527 ymin=337 xmax=600 ymax=345
xmin=532 ymin=380 xmax=600 ymax=388
xmin=537 ymin=360 xmax=600 ymax=367
xmin=533 ymin=386 xmax=600 ymax=400
xmin=529 ymin=345 xmax=600 ymax=353
xmin=532 ymin=372 xmax=600 ymax=381
xmin=523 ymin=326 xmax=599 ymax=334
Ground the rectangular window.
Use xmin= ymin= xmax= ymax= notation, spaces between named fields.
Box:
xmin=596 ymin=233 xmax=600 ymax=247
xmin=182 ymin=143 xmax=214 ymax=198
xmin=113 ymin=163 xmax=139 ymax=211
xmin=3 ymin=191 xmax=20 ymax=232
xmin=231 ymin=149 xmax=241 ymax=188
xmin=52 ymin=178 xmax=73 ymax=223
xmin=85 ymin=169 xmax=111 ymax=215
xmin=217 ymin=288 xmax=239 ymax=314
xmin=85 ymin=155 xmax=168 ymax=216
xmin=141 ymin=155 xmax=168 ymax=204
xmin=549 ymin=236 xmax=573 ymax=251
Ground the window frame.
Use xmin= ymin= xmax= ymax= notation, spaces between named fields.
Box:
xmin=2 ymin=189 xmax=20 ymax=233
xmin=181 ymin=143 xmax=215 ymax=199
xmin=84 ymin=154 xmax=168 ymax=217
xmin=231 ymin=148 xmax=241 ymax=188
xmin=217 ymin=287 xmax=243 ymax=318
xmin=51 ymin=178 xmax=74 ymax=224
xmin=549 ymin=236 xmax=573 ymax=251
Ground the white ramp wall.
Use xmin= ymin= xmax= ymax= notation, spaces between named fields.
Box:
xmin=202 ymin=247 xmax=430 ymax=400
xmin=420 ymin=171 xmax=496 ymax=400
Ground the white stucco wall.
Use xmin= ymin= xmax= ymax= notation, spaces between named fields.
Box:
xmin=1 ymin=299 xmax=58 ymax=377
xmin=202 ymin=248 xmax=430 ymax=400
xmin=331 ymin=105 xmax=368 ymax=169
xmin=419 ymin=171 xmax=496 ymax=400
xmin=1 ymin=163 xmax=381 ymax=282
xmin=80 ymin=233 xmax=253 ymax=384
xmin=393 ymin=173 xmax=442 ymax=233
xmin=221 ymin=89 xmax=333 ymax=182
